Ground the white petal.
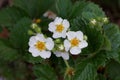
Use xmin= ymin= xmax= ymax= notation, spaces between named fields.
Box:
xmin=66 ymin=31 xmax=76 ymax=40
xmin=79 ymin=40 xmax=88 ymax=48
xmin=28 ymin=47 xmax=39 ymax=57
xmin=54 ymin=51 xmax=62 ymax=57
xmin=46 ymin=38 xmax=54 ymax=50
xmin=70 ymin=47 xmax=81 ymax=55
xmin=76 ymin=31 xmax=83 ymax=40
xmin=29 ymin=46 xmax=38 ymax=53
xmin=53 ymin=32 xmax=61 ymax=38
xmin=48 ymin=22 xmax=56 ymax=32
xmin=39 ymin=51 xmax=51 ymax=59
xmin=28 ymin=36 xmax=37 ymax=46
xmin=64 ymin=40 xmax=71 ymax=51
xmin=61 ymin=32 xmax=67 ymax=38
xmin=61 ymin=52 xmax=69 ymax=60
xmin=53 ymin=31 xmax=66 ymax=38
xmin=54 ymin=17 xmax=63 ymax=25
xmin=32 ymin=52 xmax=40 ymax=57
xmin=36 ymin=34 xmax=45 ymax=41
xmin=62 ymin=19 xmax=70 ymax=28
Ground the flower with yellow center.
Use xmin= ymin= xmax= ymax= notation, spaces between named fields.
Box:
xmin=35 ymin=41 xmax=46 ymax=51
xmin=70 ymin=38 xmax=79 ymax=47
xmin=64 ymin=31 xmax=88 ymax=55
xmin=28 ymin=34 xmax=54 ymax=59
xmin=56 ymin=24 xmax=64 ymax=32
xmin=48 ymin=17 xmax=70 ymax=38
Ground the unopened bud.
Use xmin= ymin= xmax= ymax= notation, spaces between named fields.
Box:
xmin=58 ymin=44 xmax=64 ymax=51
xmin=84 ymin=35 xmax=88 ymax=41
xmin=55 ymin=39 xmax=61 ymax=43
xmin=35 ymin=27 xmax=41 ymax=33
xmin=31 ymin=23 xmax=38 ymax=29
xmin=90 ymin=19 xmax=97 ymax=25
xmin=103 ymin=17 xmax=108 ymax=23
xmin=28 ymin=30 xmax=34 ymax=35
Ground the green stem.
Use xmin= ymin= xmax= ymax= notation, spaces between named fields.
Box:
xmin=64 ymin=59 xmax=70 ymax=68
xmin=68 ymin=75 xmax=71 ymax=80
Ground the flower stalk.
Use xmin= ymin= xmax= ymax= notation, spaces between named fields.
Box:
xmin=64 ymin=59 xmax=70 ymax=68
xmin=63 ymin=59 xmax=75 ymax=80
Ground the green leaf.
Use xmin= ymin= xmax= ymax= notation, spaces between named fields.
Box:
xmin=0 ymin=25 xmax=3 ymax=32
xmin=103 ymin=23 xmax=120 ymax=50
xmin=0 ymin=63 xmax=16 ymax=80
xmin=81 ymin=2 xmax=105 ymax=17
xmin=55 ymin=0 xmax=72 ymax=18
xmin=106 ymin=51 xmax=120 ymax=63
xmin=24 ymin=53 xmax=43 ymax=64
xmin=86 ymin=28 xmax=104 ymax=53
xmin=70 ymin=1 xmax=105 ymax=19
xmin=106 ymin=60 xmax=120 ymax=80
xmin=89 ymin=51 xmax=106 ymax=68
xmin=9 ymin=17 xmax=32 ymax=50
xmin=70 ymin=16 xmax=87 ymax=31
xmin=73 ymin=63 xmax=97 ymax=80
xmin=69 ymin=1 xmax=88 ymax=19
xmin=0 ymin=7 xmax=27 ymax=26
xmin=0 ymin=40 xmax=18 ymax=62
xmin=97 ymin=74 xmax=106 ymax=80
xmin=76 ymin=50 xmax=106 ymax=70
xmin=13 ymin=0 xmax=55 ymax=18
xmin=33 ymin=64 xmax=57 ymax=80
xmin=0 ymin=60 xmax=28 ymax=80
xmin=102 ymin=35 xmax=111 ymax=51
xmin=103 ymin=23 xmax=120 ymax=62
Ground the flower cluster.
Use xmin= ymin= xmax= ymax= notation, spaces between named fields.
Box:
xmin=28 ymin=17 xmax=88 ymax=60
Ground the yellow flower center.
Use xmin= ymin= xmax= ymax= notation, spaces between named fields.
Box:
xmin=35 ymin=41 xmax=46 ymax=51
xmin=56 ymin=24 xmax=64 ymax=32
xmin=70 ymin=38 xmax=80 ymax=47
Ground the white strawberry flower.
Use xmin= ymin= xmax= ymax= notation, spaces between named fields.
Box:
xmin=48 ymin=17 xmax=70 ymax=38
xmin=64 ymin=31 xmax=88 ymax=55
xmin=28 ymin=34 xmax=54 ymax=59
xmin=53 ymin=44 xmax=69 ymax=60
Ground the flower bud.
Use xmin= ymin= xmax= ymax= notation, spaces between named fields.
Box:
xmin=58 ymin=44 xmax=64 ymax=51
xmin=103 ymin=17 xmax=108 ymax=23
xmin=84 ymin=35 xmax=88 ymax=41
xmin=90 ymin=19 xmax=96 ymax=25
xmin=31 ymin=23 xmax=38 ymax=29
xmin=31 ymin=23 xmax=41 ymax=33
xmin=35 ymin=27 xmax=41 ymax=33
xmin=55 ymin=39 xmax=61 ymax=43
xmin=28 ymin=30 xmax=35 ymax=35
